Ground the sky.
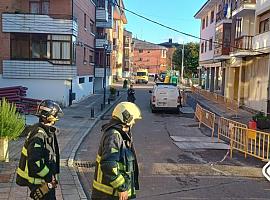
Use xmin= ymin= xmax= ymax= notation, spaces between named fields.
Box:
xmin=124 ymin=0 xmax=206 ymax=44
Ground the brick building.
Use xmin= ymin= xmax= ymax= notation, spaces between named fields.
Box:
xmin=123 ymin=29 xmax=133 ymax=77
xmin=0 ymin=0 xmax=96 ymax=106
xmin=133 ymin=39 xmax=167 ymax=75
xmin=159 ymin=38 xmax=181 ymax=70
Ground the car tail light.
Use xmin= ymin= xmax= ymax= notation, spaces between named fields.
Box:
xmin=153 ymin=96 xmax=156 ymax=102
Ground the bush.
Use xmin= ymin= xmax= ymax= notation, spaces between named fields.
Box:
xmin=0 ymin=99 xmax=25 ymax=140
xmin=110 ymin=87 xmax=117 ymax=95
xmin=252 ymin=112 xmax=269 ymax=121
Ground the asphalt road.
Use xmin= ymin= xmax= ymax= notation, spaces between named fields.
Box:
xmin=75 ymin=84 xmax=270 ymax=200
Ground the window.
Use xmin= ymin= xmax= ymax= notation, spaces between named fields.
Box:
xmin=89 ymin=77 xmax=93 ymax=82
xmin=79 ymin=77 xmax=85 ymax=84
xmin=161 ymin=50 xmax=166 ymax=58
xmin=209 ymin=38 xmax=213 ymax=51
xmin=90 ymin=20 xmax=95 ymax=34
xmin=201 ymin=42 xmax=204 ymax=53
xmin=83 ymin=47 xmax=86 ymax=63
xmin=210 ymin=11 xmax=214 ymax=24
xmin=206 ymin=15 xmax=208 ymax=27
xmin=11 ymin=34 xmax=72 ymax=65
xmin=202 ymin=18 xmax=205 ymax=29
xmin=259 ymin=18 xmax=270 ymax=34
xmin=30 ymin=0 xmax=50 ymax=14
xmin=205 ymin=41 xmax=207 ymax=52
xmin=31 ymin=34 xmax=47 ymax=59
xmin=139 ymin=49 xmax=143 ymax=53
xmin=84 ymin=13 xmax=87 ymax=29
xmin=148 ymin=51 xmax=150 ymax=53
xmin=139 ymin=58 xmax=143 ymax=61
xmin=89 ymin=50 xmax=94 ymax=63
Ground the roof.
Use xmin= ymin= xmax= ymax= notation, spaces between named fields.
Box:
xmin=194 ymin=0 xmax=220 ymax=19
xmin=133 ymin=39 xmax=167 ymax=50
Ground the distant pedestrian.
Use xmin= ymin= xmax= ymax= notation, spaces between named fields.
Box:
xmin=154 ymin=74 xmax=158 ymax=82
xmin=91 ymin=102 xmax=142 ymax=200
xmin=123 ymin=79 xmax=128 ymax=89
xmin=16 ymin=100 xmax=63 ymax=200
xmin=127 ymin=85 xmax=136 ymax=103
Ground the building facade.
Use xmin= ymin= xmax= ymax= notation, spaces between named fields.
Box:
xmin=196 ymin=0 xmax=270 ymax=114
xmin=133 ymin=39 xmax=167 ymax=75
xmin=159 ymin=38 xmax=180 ymax=71
xmin=123 ymin=29 xmax=133 ymax=77
xmin=195 ymin=0 xmax=232 ymax=95
xmin=0 ymin=0 xmax=96 ymax=106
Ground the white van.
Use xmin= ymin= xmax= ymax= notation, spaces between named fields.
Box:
xmin=149 ymin=83 xmax=181 ymax=113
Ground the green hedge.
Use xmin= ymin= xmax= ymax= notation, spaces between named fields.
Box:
xmin=0 ymin=99 xmax=25 ymax=140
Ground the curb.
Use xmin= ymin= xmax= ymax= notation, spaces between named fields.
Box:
xmin=64 ymin=93 xmax=124 ymax=199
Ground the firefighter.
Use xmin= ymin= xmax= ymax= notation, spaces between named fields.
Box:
xmin=16 ymin=100 xmax=63 ymax=200
xmin=92 ymin=102 xmax=142 ymax=200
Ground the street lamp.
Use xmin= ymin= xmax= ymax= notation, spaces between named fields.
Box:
xmin=103 ymin=43 xmax=109 ymax=108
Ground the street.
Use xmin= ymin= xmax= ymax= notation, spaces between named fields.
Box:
xmin=75 ymin=84 xmax=270 ymax=200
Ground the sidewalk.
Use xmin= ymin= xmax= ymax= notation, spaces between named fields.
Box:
xmin=0 ymin=89 xmax=124 ymax=200
xmin=186 ymin=92 xmax=253 ymax=125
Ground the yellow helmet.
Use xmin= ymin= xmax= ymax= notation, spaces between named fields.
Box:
xmin=112 ymin=102 xmax=142 ymax=126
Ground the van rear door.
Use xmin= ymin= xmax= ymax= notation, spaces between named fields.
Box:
xmin=156 ymin=87 xmax=169 ymax=107
xmin=167 ymin=88 xmax=179 ymax=107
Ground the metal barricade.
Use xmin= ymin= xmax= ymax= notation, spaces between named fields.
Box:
xmin=195 ymin=104 xmax=202 ymax=121
xmin=218 ymin=117 xmax=247 ymax=142
xmin=230 ymin=127 xmax=270 ymax=161
xmin=200 ymin=108 xmax=216 ymax=139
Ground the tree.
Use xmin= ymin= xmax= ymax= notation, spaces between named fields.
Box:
xmin=172 ymin=42 xmax=199 ymax=78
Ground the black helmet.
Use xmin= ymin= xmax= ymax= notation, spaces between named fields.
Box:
xmin=36 ymin=100 xmax=63 ymax=121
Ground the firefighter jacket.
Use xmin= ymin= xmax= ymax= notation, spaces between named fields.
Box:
xmin=92 ymin=120 xmax=139 ymax=199
xmin=16 ymin=123 xmax=60 ymax=186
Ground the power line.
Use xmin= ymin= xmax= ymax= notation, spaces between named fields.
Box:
xmin=113 ymin=1 xmax=267 ymax=55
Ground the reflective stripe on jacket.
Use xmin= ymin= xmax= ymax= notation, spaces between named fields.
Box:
xmin=92 ymin=120 xmax=139 ymax=199
xmin=16 ymin=123 xmax=60 ymax=186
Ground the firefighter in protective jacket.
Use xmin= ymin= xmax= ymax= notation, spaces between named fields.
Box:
xmin=16 ymin=100 xmax=63 ymax=200
xmin=92 ymin=102 xmax=142 ymax=200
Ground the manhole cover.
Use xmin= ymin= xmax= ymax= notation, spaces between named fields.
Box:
xmin=72 ymin=116 xmax=84 ymax=119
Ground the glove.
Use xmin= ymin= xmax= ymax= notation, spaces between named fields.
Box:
xmin=30 ymin=183 xmax=50 ymax=200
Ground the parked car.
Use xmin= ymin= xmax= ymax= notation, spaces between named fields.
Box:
xmin=149 ymin=83 xmax=181 ymax=113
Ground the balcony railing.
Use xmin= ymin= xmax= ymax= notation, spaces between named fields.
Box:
xmin=2 ymin=13 xmax=78 ymax=36
xmin=232 ymin=0 xmax=256 ymax=11
xmin=233 ymin=35 xmax=253 ymax=52
xmin=3 ymin=60 xmax=76 ymax=80
xmin=96 ymin=7 xmax=109 ymax=22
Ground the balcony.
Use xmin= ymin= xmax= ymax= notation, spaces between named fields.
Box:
xmin=96 ymin=35 xmax=109 ymax=48
xmin=96 ymin=7 xmax=109 ymax=22
xmin=232 ymin=0 xmax=256 ymax=17
xmin=216 ymin=9 xmax=232 ymax=24
xmin=3 ymin=60 xmax=76 ymax=80
xmin=2 ymin=13 xmax=78 ymax=36
xmin=231 ymin=35 xmax=254 ymax=57
xmin=96 ymin=16 xmax=113 ymax=28
xmin=253 ymin=31 xmax=270 ymax=54
xmin=95 ymin=67 xmax=112 ymax=78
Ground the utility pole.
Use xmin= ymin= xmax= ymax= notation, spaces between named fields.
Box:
xmin=103 ymin=43 xmax=108 ymax=108
xmin=181 ymin=41 xmax=185 ymax=82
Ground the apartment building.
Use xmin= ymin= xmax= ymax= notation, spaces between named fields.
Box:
xmin=123 ymin=29 xmax=134 ymax=77
xmin=234 ymin=0 xmax=270 ymax=114
xmin=94 ymin=0 xmax=114 ymax=91
xmin=196 ymin=0 xmax=270 ymax=114
xmin=133 ymin=39 xmax=167 ymax=75
xmin=0 ymin=0 xmax=96 ymax=106
xmin=195 ymin=0 xmax=232 ymax=95
xmin=112 ymin=0 xmax=127 ymax=80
